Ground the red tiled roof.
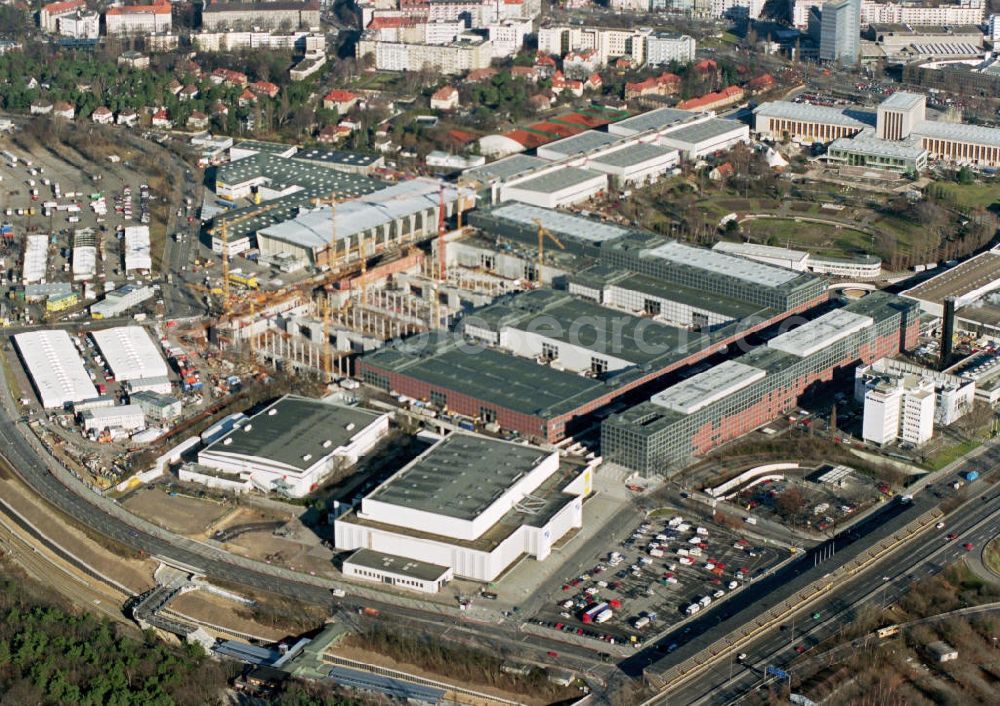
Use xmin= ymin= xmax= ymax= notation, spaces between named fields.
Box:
xmin=677 ymin=85 xmax=743 ymax=110
xmin=368 ymin=16 xmax=418 ymax=29
xmin=323 ymin=89 xmax=359 ymax=103
xmin=107 ymin=0 xmax=170 ymax=15
xmin=748 ymin=73 xmax=775 ymax=90
xmin=42 ymin=0 xmax=84 ymax=14
xmin=447 ymin=128 xmax=477 ymax=144
xmin=694 ymin=59 xmax=718 ymax=73
xmin=432 ymin=85 xmax=457 ymax=100
xmin=466 ymin=68 xmax=498 ymax=82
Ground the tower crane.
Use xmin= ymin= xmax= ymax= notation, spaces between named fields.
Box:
xmin=210 ymin=202 xmax=278 ymax=316
xmin=532 ymin=218 xmax=564 ymax=286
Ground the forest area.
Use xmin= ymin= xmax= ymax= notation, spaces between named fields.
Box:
xmin=0 ymin=561 xmax=371 ymax=705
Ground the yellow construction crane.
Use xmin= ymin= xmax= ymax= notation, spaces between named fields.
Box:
xmin=212 ymin=203 xmax=277 ymax=316
xmin=532 ymin=218 xmax=564 ymax=285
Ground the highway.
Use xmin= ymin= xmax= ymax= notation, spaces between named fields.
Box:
xmin=0 ymin=385 xmax=622 ymax=683
xmin=658 ymin=471 xmax=1000 ymax=705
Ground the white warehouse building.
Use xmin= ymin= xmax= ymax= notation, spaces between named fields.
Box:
xmin=90 ymin=326 xmax=170 ymax=388
xmin=335 ymin=433 xmax=595 ymax=583
xmin=198 ymin=395 xmax=390 ymax=497
xmin=13 ymin=329 xmax=98 ymax=409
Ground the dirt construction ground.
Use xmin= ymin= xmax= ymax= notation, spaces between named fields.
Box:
xmin=121 ymin=485 xmax=234 ymax=537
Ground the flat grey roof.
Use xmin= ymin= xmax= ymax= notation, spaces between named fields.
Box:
xmin=507 ymin=166 xmax=605 ymax=194
xmin=344 ymin=549 xmax=451 ymax=582
xmin=462 ymin=154 xmax=549 ymax=183
xmin=767 ymin=309 xmax=874 ymax=358
xmin=363 ymin=332 xmax=606 ymax=418
xmin=369 ymin=433 xmax=549 ymax=520
xmin=644 ymin=241 xmax=800 ymax=287
xmin=660 ymin=117 xmax=747 ymax=145
xmin=590 ymin=142 xmax=677 ymax=168
xmin=829 ymin=131 xmax=928 ymax=160
xmin=232 ymin=139 xmax=296 ymax=155
xmin=914 ymin=119 xmax=1000 ymax=149
xmin=754 ymin=101 xmax=876 ymax=129
xmin=292 ymin=148 xmax=381 ymax=167
xmin=540 ymin=130 xmax=619 ymax=156
xmin=902 ymin=251 xmax=1000 ymax=304
xmin=469 ymin=289 xmax=709 ymax=367
xmin=611 ymin=107 xmax=699 ymax=134
xmin=879 ymin=91 xmax=926 ymax=111
xmin=489 ymin=202 xmax=631 ymax=243
xmin=651 ymin=360 xmax=767 ymax=415
xmin=202 ymin=395 xmax=382 ymax=473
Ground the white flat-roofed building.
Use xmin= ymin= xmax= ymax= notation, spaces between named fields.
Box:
xmin=863 ymin=382 xmax=902 ymax=445
xmin=856 ymin=357 xmax=974 ymax=427
xmin=81 ymin=405 xmax=146 ymax=433
xmin=536 ymin=131 xmax=619 ymax=161
xmin=335 ymin=432 xmax=594 ymax=582
xmin=754 ymin=101 xmax=875 ymax=142
xmin=651 ymin=360 xmax=767 ymax=415
xmin=652 ymin=118 xmax=750 ymax=160
xmin=123 ymin=226 xmax=152 ymax=272
xmin=586 ymin=143 xmax=680 ymax=185
xmin=127 ymin=375 xmax=172 ymax=396
xmin=90 ymin=326 xmax=169 ymax=384
xmin=499 ymin=165 xmax=608 ymax=208
xmin=22 ymin=234 xmax=48 ymax=284
xmin=198 ymin=395 xmax=390 ymax=497
xmin=608 ymin=107 xmax=704 ymax=137
xmin=645 ymin=33 xmax=696 ymax=65
xmin=90 ymin=283 xmax=155 ymax=319
xmin=712 ymin=241 xmax=810 ymax=271
xmin=13 ymin=330 xmax=98 ymax=409
xmin=826 ymin=130 xmax=929 ymax=174
xmin=646 ymin=241 xmax=801 ymax=288
xmin=343 ymin=549 xmax=454 ymax=593
xmin=131 ymin=390 xmax=182 ymax=422
xmin=767 ymin=309 xmax=874 ymax=357
xmin=72 ymin=245 xmax=96 ymax=281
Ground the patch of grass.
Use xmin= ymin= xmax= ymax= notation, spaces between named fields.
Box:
xmin=923 ymin=438 xmax=982 ymax=471
xmin=984 ymin=537 xmax=1000 ymax=575
xmin=935 ymin=182 xmax=1000 ymax=211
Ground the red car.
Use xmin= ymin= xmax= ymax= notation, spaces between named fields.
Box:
xmin=795 ymin=645 xmax=806 ymax=654
xmin=946 ymin=533 xmax=958 ymax=541
xmin=963 ymin=543 xmax=974 ymax=551
xmin=546 ymin=651 xmax=558 ymax=658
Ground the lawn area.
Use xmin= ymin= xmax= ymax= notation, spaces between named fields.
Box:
xmin=936 ymin=182 xmax=1000 ymax=211
xmin=923 ymin=438 xmax=983 ymax=471
xmin=984 ymin=537 xmax=1000 ymax=575
xmin=742 ymin=217 xmax=872 ymax=255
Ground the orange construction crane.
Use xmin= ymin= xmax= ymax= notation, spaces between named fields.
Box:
xmin=532 ymin=218 xmax=564 ymax=285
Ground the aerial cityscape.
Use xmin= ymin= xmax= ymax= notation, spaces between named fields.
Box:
xmin=1 ymin=0 xmax=1000 ymax=703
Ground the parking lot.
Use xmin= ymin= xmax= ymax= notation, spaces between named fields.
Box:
xmin=529 ymin=511 xmax=786 ymax=649
xmin=0 ymin=132 xmax=172 ymax=324
xmin=734 ymin=464 xmax=887 ymax=533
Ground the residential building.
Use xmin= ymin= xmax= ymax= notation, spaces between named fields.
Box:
xmin=488 ymin=18 xmax=531 ymax=57
xmin=39 ymin=0 xmax=84 ymax=33
xmin=356 ymin=37 xmax=495 ymax=74
xmin=322 ymin=89 xmax=360 ymax=113
xmin=625 ymin=71 xmax=681 ymax=99
xmin=201 ymin=0 xmax=321 ymax=31
xmin=91 ymin=106 xmax=114 ymax=125
xmin=645 ymin=33 xmax=697 ymax=65
xmin=105 ymin=0 xmax=172 ymax=36
xmin=57 ymin=9 xmax=100 ymax=39
xmin=430 ymin=85 xmax=459 ymax=111
xmin=537 ymin=25 xmax=651 ymax=66
xmin=53 ymin=101 xmax=75 ymax=120
xmin=860 ymin=0 xmax=985 ymax=27
xmin=118 ymin=51 xmax=149 ymax=69
xmin=991 ymin=14 xmax=1000 ymax=43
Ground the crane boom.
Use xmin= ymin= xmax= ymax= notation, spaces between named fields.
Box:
xmin=532 ymin=218 xmax=564 ymax=285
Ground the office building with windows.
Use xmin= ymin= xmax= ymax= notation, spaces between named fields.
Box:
xmin=601 ymin=292 xmax=920 ymax=475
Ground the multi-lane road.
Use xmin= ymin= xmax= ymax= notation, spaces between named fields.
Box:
xmin=656 ymin=471 xmax=1000 ymax=705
